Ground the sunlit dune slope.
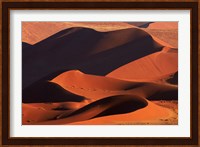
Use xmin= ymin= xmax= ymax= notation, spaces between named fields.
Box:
xmin=147 ymin=22 xmax=178 ymax=29
xmin=23 ymin=27 xmax=164 ymax=89
xmin=22 ymin=103 xmax=66 ymax=124
xmin=107 ymin=47 xmax=178 ymax=82
xmin=141 ymin=22 xmax=178 ymax=48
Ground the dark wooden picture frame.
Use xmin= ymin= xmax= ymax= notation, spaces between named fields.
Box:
xmin=1 ymin=1 xmax=198 ymax=145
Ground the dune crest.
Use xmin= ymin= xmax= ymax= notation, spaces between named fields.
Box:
xmin=35 ymin=95 xmax=147 ymax=125
xmin=50 ymin=70 xmax=177 ymax=101
xmin=23 ymin=27 xmax=165 ymax=89
xmin=69 ymin=100 xmax=175 ymax=125
xmin=22 ymin=22 xmax=134 ymax=44
xmin=107 ymin=47 xmax=178 ymax=82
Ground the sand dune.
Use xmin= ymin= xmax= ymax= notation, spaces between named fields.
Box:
xmin=126 ymin=22 xmax=153 ymax=28
xmin=69 ymin=101 xmax=175 ymax=125
xmin=142 ymin=22 xmax=178 ymax=48
xmin=107 ymin=47 xmax=178 ymax=82
xmin=22 ymin=81 xmax=85 ymax=103
xmin=147 ymin=22 xmax=178 ymax=29
xmin=29 ymin=99 xmax=176 ymax=125
xmin=22 ymin=103 xmax=66 ymax=124
xmin=144 ymin=29 xmax=178 ymax=48
xmin=51 ymin=70 xmax=177 ymax=101
xmin=35 ymin=95 xmax=147 ymax=125
xmin=23 ymin=69 xmax=177 ymax=124
xmin=22 ymin=22 xmax=134 ymax=44
xmin=22 ymin=101 xmax=88 ymax=124
xmin=23 ymin=27 xmax=164 ymax=89
xmin=167 ymin=72 xmax=178 ymax=85
xmin=22 ymin=23 xmax=178 ymax=125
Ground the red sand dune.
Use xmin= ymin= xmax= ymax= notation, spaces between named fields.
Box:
xmin=142 ymin=22 xmax=178 ymax=48
xmin=69 ymin=100 xmax=173 ymax=125
xmin=22 ymin=101 xmax=87 ymax=124
xmin=36 ymin=95 xmax=148 ymax=125
xmin=107 ymin=47 xmax=178 ymax=82
xmin=51 ymin=70 xmax=177 ymax=101
xmin=147 ymin=22 xmax=178 ymax=29
xmin=32 ymin=99 xmax=175 ymax=125
xmin=23 ymin=27 xmax=165 ymax=89
xmin=22 ymin=22 xmax=134 ymax=44
xmin=143 ymin=29 xmax=178 ymax=48
xmin=22 ymin=23 xmax=178 ymax=125
xmin=23 ymin=70 xmax=177 ymax=125
xmin=126 ymin=22 xmax=153 ymax=28
xmin=22 ymin=103 xmax=63 ymax=124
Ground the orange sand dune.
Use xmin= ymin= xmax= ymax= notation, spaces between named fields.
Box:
xmin=147 ymin=22 xmax=178 ymax=29
xmin=22 ymin=101 xmax=89 ymax=124
xmin=142 ymin=22 xmax=178 ymax=47
xmin=126 ymin=22 xmax=153 ymax=28
xmin=107 ymin=47 xmax=178 ymax=82
xmin=22 ymin=103 xmax=64 ymax=124
xmin=23 ymin=70 xmax=177 ymax=125
xmin=22 ymin=23 xmax=178 ymax=125
xmin=22 ymin=81 xmax=85 ymax=103
xmin=35 ymin=95 xmax=148 ymax=125
xmin=22 ymin=22 xmax=134 ymax=44
xmin=32 ymin=99 xmax=176 ymax=125
xmin=23 ymin=27 xmax=164 ymax=89
xmin=51 ymin=70 xmax=177 ymax=101
xmin=144 ymin=29 xmax=178 ymax=48
xmin=69 ymin=100 xmax=175 ymax=125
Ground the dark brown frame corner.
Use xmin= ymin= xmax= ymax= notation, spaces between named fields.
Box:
xmin=1 ymin=1 xmax=199 ymax=146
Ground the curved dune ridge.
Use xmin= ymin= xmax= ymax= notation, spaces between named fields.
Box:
xmin=68 ymin=100 xmax=174 ymax=125
xmin=127 ymin=22 xmax=153 ymax=28
xmin=22 ymin=81 xmax=85 ymax=103
xmin=22 ymin=22 xmax=134 ymax=44
xmin=23 ymin=70 xmax=178 ymax=125
xmin=51 ymin=70 xmax=178 ymax=101
xmin=22 ymin=23 xmax=178 ymax=125
xmin=142 ymin=22 xmax=178 ymax=48
xmin=23 ymin=27 xmax=166 ymax=89
xmin=36 ymin=95 xmax=148 ymax=125
xmin=107 ymin=47 xmax=178 ymax=82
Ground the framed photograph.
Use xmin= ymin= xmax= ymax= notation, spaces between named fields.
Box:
xmin=2 ymin=1 xmax=198 ymax=145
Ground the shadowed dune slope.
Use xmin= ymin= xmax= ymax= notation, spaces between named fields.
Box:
xmin=23 ymin=27 xmax=164 ymax=89
xmin=166 ymin=72 xmax=178 ymax=85
xmin=107 ymin=47 xmax=178 ymax=82
xmin=36 ymin=95 xmax=148 ymax=125
xmin=22 ymin=81 xmax=85 ymax=103
xmin=22 ymin=42 xmax=31 ymax=49
xmin=126 ymin=22 xmax=153 ymax=28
